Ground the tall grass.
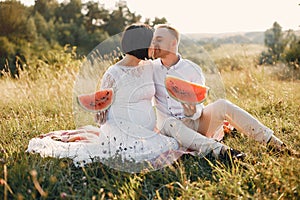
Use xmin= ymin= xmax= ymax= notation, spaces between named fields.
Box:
xmin=1 ymin=44 xmax=300 ymax=199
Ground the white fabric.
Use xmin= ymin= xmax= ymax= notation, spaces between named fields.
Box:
xmin=197 ymin=99 xmax=274 ymax=143
xmin=152 ymin=57 xmax=274 ymax=149
xmin=98 ymin=63 xmax=179 ymax=166
xmin=152 ymin=57 xmax=226 ymax=156
xmin=152 ymin=57 xmax=204 ymax=120
xmin=27 ymin=125 xmax=107 ymax=164
xmin=102 ymin=63 xmax=156 ymax=130
xmin=27 ymin=62 xmax=180 ymax=172
xmin=156 ymin=110 xmax=225 ymax=157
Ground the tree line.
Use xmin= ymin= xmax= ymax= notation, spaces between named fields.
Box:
xmin=1 ymin=1 xmax=299 ymax=78
xmin=0 ymin=0 xmax=167 ymax=76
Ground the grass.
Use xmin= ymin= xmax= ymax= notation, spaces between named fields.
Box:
xmin=1 ymin=44 xmax=300 ymax=199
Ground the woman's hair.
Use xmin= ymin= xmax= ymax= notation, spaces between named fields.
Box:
xmin=121 ymin=24 xmax=153 ymax=60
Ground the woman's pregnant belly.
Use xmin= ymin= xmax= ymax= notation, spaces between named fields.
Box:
xmin=108 ymin=101 xmax=156 ymax=130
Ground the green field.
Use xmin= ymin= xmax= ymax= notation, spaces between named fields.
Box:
xmin=1 ymin=44 xmax=299 ymax=199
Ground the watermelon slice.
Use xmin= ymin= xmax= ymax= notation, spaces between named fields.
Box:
xmin=165 ymin=75 xmax=209 ymax=104
xmin=77 ymin=88 xmax=114 ymax=112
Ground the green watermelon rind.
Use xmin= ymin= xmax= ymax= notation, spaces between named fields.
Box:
xmin=77 ymin=88 xmax=114 ymax=112
xmin=165 ymin=75 xmax=209 ymax=105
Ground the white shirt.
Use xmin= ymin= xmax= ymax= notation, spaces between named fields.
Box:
xmin=152 ymin=55 xmax=205 ymax=121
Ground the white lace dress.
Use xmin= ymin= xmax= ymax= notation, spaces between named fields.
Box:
xmin=27 ymin=62 xmax=181 ymax=172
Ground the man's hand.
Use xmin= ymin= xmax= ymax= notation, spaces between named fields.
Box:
xmin=181 ymin=103 xmax=196 ymax=117
xmin=94 ymin=110 xmax=108 ymax=125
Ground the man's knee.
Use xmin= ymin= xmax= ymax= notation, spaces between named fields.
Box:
xmin=182 ymin=118 xmax=199 ymax=131
xmin=213 ymin=99 xmax=235 ymax=112
xmin=160 ymin=117 xmax=185 ymax=137
xmin=215 ymin=98 xmax=231 ymax=107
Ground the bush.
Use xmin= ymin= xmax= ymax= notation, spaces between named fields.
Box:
xmin=259 ymin=51 xmax=274 ymax=65
xmin=284 ymin=40 xmax=300 ymax=69
xmin=0 ymin=36 xmax=16 ymax=68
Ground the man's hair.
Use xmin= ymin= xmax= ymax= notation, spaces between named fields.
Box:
xmin=155 ymin=24 xmax=180 ymax=42
xmin=121 ymin=24 xmax=153 ymax=60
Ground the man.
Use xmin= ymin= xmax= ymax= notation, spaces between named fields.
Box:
xmin=150 ymin=24 xmax=245 ymax=160
xmin=150 ymin=24 xmax=296 ymax=159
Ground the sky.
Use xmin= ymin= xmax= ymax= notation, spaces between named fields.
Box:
xmin=19 ymin=0 xmax=300 ymax=34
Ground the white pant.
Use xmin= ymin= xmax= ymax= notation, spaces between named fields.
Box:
xmin=156 ymin=99 xmax=274 ymax=156
xmin=196 ymin=99 xmax=273 ymax=143
xmin=156 ymin=110 xmax=226 ymax=157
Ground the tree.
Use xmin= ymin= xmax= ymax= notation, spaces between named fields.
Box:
xmin=265 ymin=22 xmax=285 ymax=60
xmin=0 ymin=37 xmax=15 ymax=70
xmin=0 ymin=1 xmax=33 ymax=73
xmin=283 ymin=30 xmax=300 ymax=69
xmin=55 ymin=0 xmax=83 ymax=24
xmin=34 ymin=0 xmax=59 ymax=21
xmin=83 ymin=1 xmax=109 ymax=33
xmin=24 ymin=17 xmax=38 ymax=42
xmin=284 ymin=40 xmax=300 ymax=66
xmin=0 ymin=1 xmax=29 ymax=38
xmin=103 ymin=1 xmax=141 ymax=35
xmin=151 ymin=17 xmax=167 ymax=26
xmin=0 ymin=0 xmax=169 ymax=76
xmin=259 ymin=22 xmax=285 ymax=64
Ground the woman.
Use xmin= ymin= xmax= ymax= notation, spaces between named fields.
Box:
xmin=27 ymin=24 xmax=181 ymax=173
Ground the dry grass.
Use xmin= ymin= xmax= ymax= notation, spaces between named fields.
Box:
xmin=0 ymin=44 xmax=299 ymax=199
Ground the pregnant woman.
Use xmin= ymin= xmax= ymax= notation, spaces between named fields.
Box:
xmin=27 ymin=24 xmax=180 ymax=173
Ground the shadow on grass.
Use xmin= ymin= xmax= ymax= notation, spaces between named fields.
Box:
xmin=1 ymin=151 xmax=226 ymax=199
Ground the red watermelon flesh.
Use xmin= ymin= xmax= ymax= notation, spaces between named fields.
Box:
xmin=165 ymin=75 xmax=209 ymax=104
xmin=77 ymin=89 xmax=114 ymax=112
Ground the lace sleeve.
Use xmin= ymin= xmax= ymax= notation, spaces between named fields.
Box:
xmin=100 ymin=72 xmax=116 ymax=90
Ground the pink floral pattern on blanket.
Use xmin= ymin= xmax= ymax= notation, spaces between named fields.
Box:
xmin=38 ymin=128 xmax=101 ymax=143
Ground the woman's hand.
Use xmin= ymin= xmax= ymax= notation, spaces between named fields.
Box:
xmin=181 ymin=103 xmax=196 ymax=117
xmin=94 ymin=110 xmax=108 ymax=125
